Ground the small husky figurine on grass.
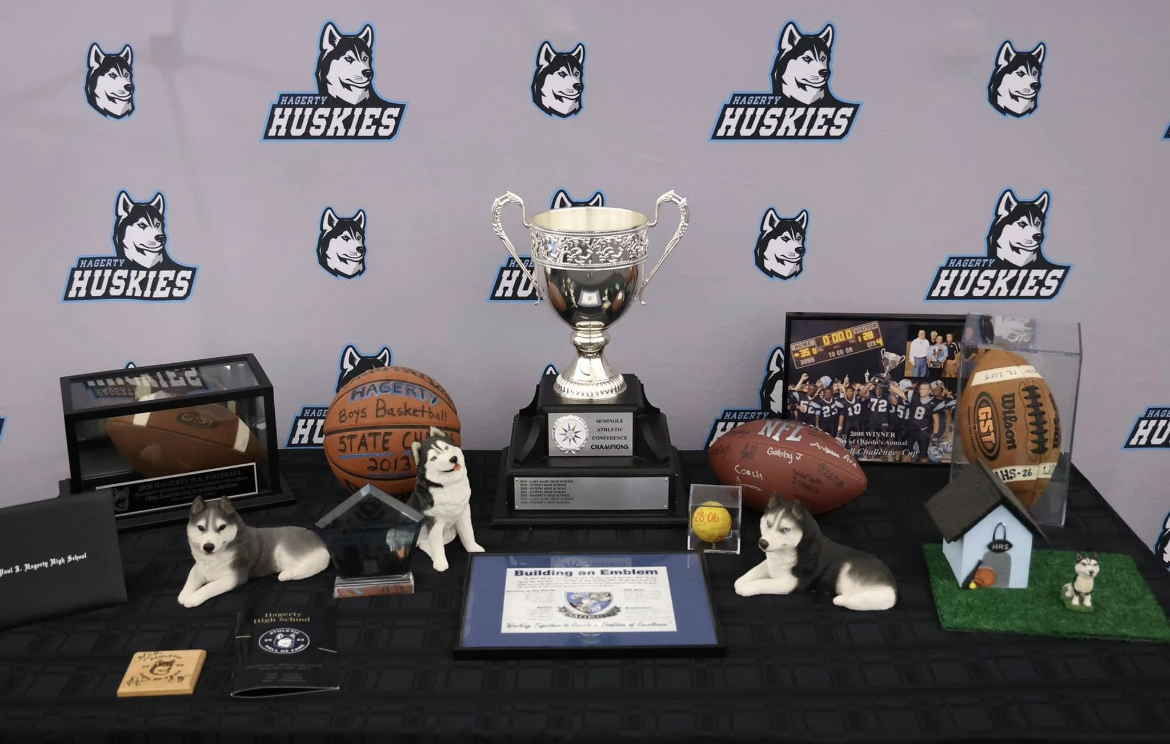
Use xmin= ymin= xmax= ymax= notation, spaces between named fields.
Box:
xmin=178 ymin=497 xmax=330 ymax=608
xmin=735 ymin=494 xmax=897 ymax=611
xmin=1062 ymin=553 xmax=1100 ymax=612
xmin=407 ymin=427 xmax=484 ymax=572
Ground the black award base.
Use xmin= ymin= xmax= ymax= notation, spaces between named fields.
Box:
xmin=492 ymin=374 xmax=689 ymax=527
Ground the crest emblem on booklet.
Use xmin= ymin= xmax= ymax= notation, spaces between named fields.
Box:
xmin=489 ymin=190 xmax=690 ymax=526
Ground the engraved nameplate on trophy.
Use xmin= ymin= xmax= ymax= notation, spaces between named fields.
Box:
xmin=514 ymin=476 xmax=670 ymax=510
xmin=547 ymin=412 xmax=634 ymax=457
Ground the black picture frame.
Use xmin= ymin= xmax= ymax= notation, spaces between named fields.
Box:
xmin=453 ymin=550 xmax=724 ymax=660
xmin=782 ymin=312 xmax=966 ymax=466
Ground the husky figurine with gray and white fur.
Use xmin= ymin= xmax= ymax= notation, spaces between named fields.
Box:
xmin=735 ymin=494 xmax=897 ymax=611
xmin=178 ymin=496 xmax=330 ymax=608
xmin=406 ymin=427 xmax=484 ymax=572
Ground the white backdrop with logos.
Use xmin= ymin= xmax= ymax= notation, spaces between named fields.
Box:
xmin=0 ymin=0 xmax=1168 ymax=560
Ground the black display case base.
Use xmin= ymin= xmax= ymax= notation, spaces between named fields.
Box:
xmin=57 ymin=471 xmax=297 ymax=532
xmin=491 ymin=447 xmax=689 ymax=528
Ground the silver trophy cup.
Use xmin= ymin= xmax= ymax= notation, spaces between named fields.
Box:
xmin=491 ymin=191 xmax=689 ymax=400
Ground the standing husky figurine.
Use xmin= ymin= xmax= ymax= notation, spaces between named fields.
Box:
xmin=1062 ymin=553 xmax=1100 ymax=612
xmin=178 ymin=497 xmax=330 ymax=608
xmin=735 ymin=494 xmax=897 ymax=611
xmin=407 ymin=427 xmax=483 ymax=572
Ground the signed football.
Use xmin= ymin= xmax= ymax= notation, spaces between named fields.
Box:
xmin=106 ymin=403 xmax=266 ymax=479
xmin=707 ymin=419 xmax=867 ymax=514
xmin=958 ymin=348 xmax=1060 ymax=507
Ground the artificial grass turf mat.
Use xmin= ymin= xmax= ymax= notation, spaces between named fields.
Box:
xmin=923 ymin=545 xmax=1170 ymax=643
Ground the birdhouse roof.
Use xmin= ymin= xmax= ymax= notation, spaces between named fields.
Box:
xmin=314 ymin=484 xmax=424 ymax=530
xmin=924 ymin=461 xmax=1049 ymax=543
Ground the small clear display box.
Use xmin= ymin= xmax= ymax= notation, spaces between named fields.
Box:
xmin=58 ymin=354 xmax=293 ymax=529
xmin=951 ymin=315 xmax=1082 ymax=528
xmin=687 ymin=484 xmax=742 ymax=554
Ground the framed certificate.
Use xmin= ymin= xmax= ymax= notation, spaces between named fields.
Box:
xmin=454 ymin=551 xmax=723 ymax=658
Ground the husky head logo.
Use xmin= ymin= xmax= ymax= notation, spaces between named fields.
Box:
xmin=986 ymin=189 xmax=1051 ymax=267
xmin=543 ymin=364 xmax=559 ymax=379
xmin=771 ymin=22 xmax=837 ymax=104
xmin=754 ymin=208 xmax=808 ymax=280
xmin=336 ymin=344 xmax=391 ymax=392
xmin=317 ymin=208 xmax=367 ymax=278
xmin=759 ymin=347 xmax=785 ymax=414
xmin=113 ymin=191 xmax=170 ymax=269
xmin=86 ymin=43 xmax=134 ymax=119
xmin=317 ymin=23 xmax=380 ymax=105
xmin=989 ymin=41 xmax=1045 ymax=118
xmin=551 ymin=189 xmax=604 ymax=209
xmin=1156 ymin=514 xmax=1170 ymax=571
xmin=148 ymin=659 xmax=175 ymax=676
xmin=532 ymin=41 xmax=585 ymax=118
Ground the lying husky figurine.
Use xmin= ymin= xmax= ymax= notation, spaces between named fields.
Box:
xmin=178 ymin=496 xmax=330 ymax=607
xmin=407 ymin=427 xmax=484 ymax=572
xmin=735 ymin=494 xmax=897 ymax=611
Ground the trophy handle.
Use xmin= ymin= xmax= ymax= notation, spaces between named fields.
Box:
xmin=491 ymin=192 xmax=542 ymax=304
xmin=639 ymin=191 xmax=689 ymax=305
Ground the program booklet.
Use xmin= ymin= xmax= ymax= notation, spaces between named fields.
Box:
xmin=231 ymin=607 xmax=338 ymax=698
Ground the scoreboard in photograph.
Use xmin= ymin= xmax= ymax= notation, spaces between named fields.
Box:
xmin=790 ymin=321 xmax=885 ymax=370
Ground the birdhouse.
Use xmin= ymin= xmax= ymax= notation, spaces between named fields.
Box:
xmin=925 ymin=461 xmax=1048 ymax=589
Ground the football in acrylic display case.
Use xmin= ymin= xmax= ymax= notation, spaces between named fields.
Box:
xmin=782 ymin=313 xmax=966 ymax=465
xmin=950 ymin=315 xmax=1082 ymax=528
xmin=58 ymin=355 xmax=293 ymax=529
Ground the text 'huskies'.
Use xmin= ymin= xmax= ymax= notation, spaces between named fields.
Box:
xmin=712 ymin=22 xmax=860 ymax=141
xmin=63 ymin=191 xmax=197 ymax=302
xmin=264 ymin=23 xmax=405 ymax=141
xmin=1124 ymin=407 xmax=1170 ymax=449
xmin=926 ymin=189 xmax=1071 ymax=301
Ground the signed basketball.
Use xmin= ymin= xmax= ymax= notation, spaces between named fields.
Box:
xmin=323 ymin=366 xmax=460 ymax=495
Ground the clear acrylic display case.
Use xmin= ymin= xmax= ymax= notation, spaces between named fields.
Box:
xmin=58 ymin=354 xmax=293 ymax=529
xmin=950 ymin=315 xmax=1082 ymax=527
xmin=687 ymin=484 xmax=743 ymax=554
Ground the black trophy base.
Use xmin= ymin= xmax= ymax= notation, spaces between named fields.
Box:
xmin=492 ymin=446 xmax=689 ymax=527
xmin=492 ymin=374 xmax=689 ymax=528
xmin=57 ymin=471 xmax=297 ymax=532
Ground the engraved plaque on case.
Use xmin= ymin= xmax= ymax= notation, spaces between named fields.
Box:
xmin=514 ymin=477 xmax=669 ymax=510
xmin=547 ymin=412 xmax=633 ymax=457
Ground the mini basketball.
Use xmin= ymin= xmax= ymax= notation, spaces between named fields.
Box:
xmin=958 ymin=348 xmax=1060 ymax=507
xmin=323 ymin=366 xmax=460 ymax=496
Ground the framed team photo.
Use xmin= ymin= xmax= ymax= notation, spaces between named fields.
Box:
xmin=782 ymin=313 xmax=966 ymax=465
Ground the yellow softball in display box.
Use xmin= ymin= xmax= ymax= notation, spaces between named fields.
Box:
xmin=691 ymin=501 xmax=733 ymax=544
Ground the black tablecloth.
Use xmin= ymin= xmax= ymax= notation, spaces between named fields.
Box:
xmin=2 ymin=451 xmax=1169 ymax=744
